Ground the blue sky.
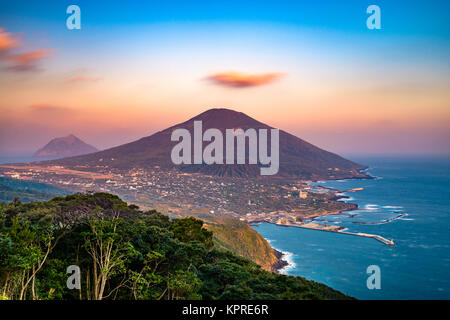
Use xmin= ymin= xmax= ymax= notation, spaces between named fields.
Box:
xmin=1 ymin=0 xmax=449 ymax=38
xmin=0 ymin=1 xmax=449 ymax=155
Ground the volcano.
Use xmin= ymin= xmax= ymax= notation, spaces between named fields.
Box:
xmin=33 ymin=134 xmax=98 ymax=159
xmin=43 ymin=109 xmax=368 ymax=180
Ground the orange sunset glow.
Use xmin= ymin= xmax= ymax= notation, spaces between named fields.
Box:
xmin=0 ymin=2 xmax=449 ymax=156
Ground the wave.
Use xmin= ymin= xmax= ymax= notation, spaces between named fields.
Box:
xmin=277 ymin=251 xmax=296 ymax=275
xmin=266 ymin=240 xmax=297 ymax=274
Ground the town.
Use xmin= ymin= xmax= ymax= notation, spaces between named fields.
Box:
xmin=0 ymin=163 xmax=354 ymax=223
xmin=0 ymin=162 xmax=394 ymax=246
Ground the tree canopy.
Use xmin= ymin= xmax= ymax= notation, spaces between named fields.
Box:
xmin=0 ymin=192 xmax=351 ymax=300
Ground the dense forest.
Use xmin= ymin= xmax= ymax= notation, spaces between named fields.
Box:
xmin=0 ymin=192 xmax=351 ymax=300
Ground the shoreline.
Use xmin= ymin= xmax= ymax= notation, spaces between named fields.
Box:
xmin=271 ymin=249 xmax=289 ymax=273
xmin=268 ymin=243 xmax=296 ymax=274
xmin=295 ymin=174 xmax=396 ymax=246
xmin=263 ymin=170 xmax=396 ymax=273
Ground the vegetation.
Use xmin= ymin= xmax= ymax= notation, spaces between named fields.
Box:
xmin=205 ymin=217 xmax=280 ymax=272
xmin=0 ymin=192 xmax=351 ymax=300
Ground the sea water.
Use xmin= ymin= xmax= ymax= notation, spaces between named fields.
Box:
xmin=2 ymin=155 xmax=449 ymax=299
xmin=253 ymin=155 xmax=450 ymax=299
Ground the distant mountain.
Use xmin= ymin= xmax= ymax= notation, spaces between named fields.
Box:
xmin=45 ymin=109 xmax=369 ymax=180
xmin=34 ymin=134 xmax=98 ymax=159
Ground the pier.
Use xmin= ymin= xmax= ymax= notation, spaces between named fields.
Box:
xmin=339 ymin=231 xmax=395 ymax=246
xmin=266 ymin=221 xmax=395 ymax=246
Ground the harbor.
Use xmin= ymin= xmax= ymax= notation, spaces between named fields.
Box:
xmin=268 ymin=221 xmax=395 ymax=246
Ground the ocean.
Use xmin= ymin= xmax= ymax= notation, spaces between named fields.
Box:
xmin=2 ymin=155 xmax=449 ymax=299
xmin=0 ymin=156 xmax=37 ymax=164
xmin=253 ymin=155 xmax=450 ymax=299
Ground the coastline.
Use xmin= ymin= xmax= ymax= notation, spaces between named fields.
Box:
xmin=263 ymin=168 xmax=394 ymax=275
xmin=269 ymin=242 xmax=296 ymax=274
xmin=271 ymin=249 xmax=289 ymax=273
xmin=275 ymin=170 xmax=395 ymax=246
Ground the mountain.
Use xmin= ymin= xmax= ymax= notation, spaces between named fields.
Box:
xmin=45 ymin=109 xmax=369 ymax=180
xmin=34 ymin=134 xmax=98 ymax=159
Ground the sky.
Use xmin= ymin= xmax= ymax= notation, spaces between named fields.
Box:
xmin=0 ymin=0 xmax=449 ymax=156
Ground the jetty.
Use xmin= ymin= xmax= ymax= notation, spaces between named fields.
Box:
xmin=268 ymin=221 xmax=395 ymax=246
xmin=339 ymin=230 xmax=395 ymax=246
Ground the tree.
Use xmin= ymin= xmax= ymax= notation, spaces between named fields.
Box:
xmin=0 ymin=210 xmax=65 ymax=300
xmin=166 ymin=270 xmax=202 ymax=300
xmin=171 ymin=217 xmax=213 ymax=249
xmin=82 ymin=207 xmax=136 ymax=300
xmin=128 ymin=251 xmax=164 ymax=300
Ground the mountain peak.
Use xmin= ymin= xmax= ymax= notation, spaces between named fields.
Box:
xmin=193 ymin=108 xmax=250 ymax=119
xmin=46 ymin=108 xmax=368 ymax=180
xmin=196 ymin=107 xmax=241 ymax=115
xmin=33 ymin=134 xmax=98 ymax=159
xmin=183 ymin=108 xmax=266 ymax=130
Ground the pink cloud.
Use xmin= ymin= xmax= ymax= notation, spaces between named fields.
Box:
xmin=206 ymin=71 xmax=284 ymax=88
xmin=68 ymin=75 xmax=102 ymax=83
xmin=5 ymin=49 xmax=53 ymax=71
xmin=0 ymin=28 xmax=21 ymax=52
xmin=28 ymin=104 xmax=72 ymax=114
xmin=0 ymin=27 xmax=53 ymax=72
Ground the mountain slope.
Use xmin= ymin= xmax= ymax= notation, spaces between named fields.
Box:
xmin=204 ymin=217 xmax=284 ymax=272
xmin=0 ymin=192 xmax=352 ymax=300
xmin=34 ymin=134 xmax=98 ymax=159
xmin=44 ymin=109 xmax=368 ymax=180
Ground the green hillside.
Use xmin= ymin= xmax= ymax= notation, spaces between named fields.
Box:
xmin=205 ymin=217 xmax=282 ymax=272
xmin=0 ymin=192 xmax=351 ymax=300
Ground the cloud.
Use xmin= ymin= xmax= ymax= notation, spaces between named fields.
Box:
xmin=29 ymin=104 xmax=73 ymax=114
xmin=205 ymin=71 xmax=284 ymax=88
xmin=68 ymin=75 xmax=102 ymax=83
xmin=0 ymin=27 xmax=53 ymax=72
xmin=5 ymin=49 xmax=53 ymax=71
xmin=0 ymin=28 xmax=21 ymax=52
